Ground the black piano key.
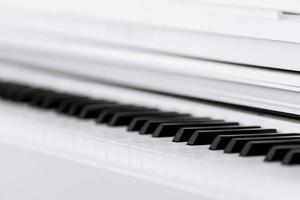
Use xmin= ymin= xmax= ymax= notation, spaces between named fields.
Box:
xmin=282 ymin=149 xmax=300 ymax=165
xmin=173 ymin=125 xmax=261 ymax=142
xmin=36 ymin=93 xmax=73 ymax=108
xmin=66 ymin=99 xmax=114 ymax=115
xmin=240 ymin=138 xmax=300 ymax=156
xmin=139 ymin=117 xmax=211 ymax=135
xmin=0 ymin=82 xmax=9 ymax=97
xmin=30 ymin=91 xmax=60 ymax=106
xmin=187 ymin=128 xmax=277 ymax=146
xmin=55 ymin=97 xmax=91 ymax=113
xmin=152 ymin=120 xmax=235 ymax=138
xmin=14 ymin=88 xmax=46 ymax=102
xmin=78 ymin=103 xmax=126 ymax=119
xmin=15 ymin=88 xmax=52 ymax=103
xmin=127 ymin=114 xmax=191 ymax=131
xmin=2 ymin=85 xmax=29 ymax=100
xmin=0 ymin=82 xmax=14 ymax=92
xmin=1 ymin=84 xmax=24 ymax=99
xmin=0 ymin=84 xmax=13 ymax=99
xmin=10 ymin=87 xmax=36 ymax=102
xmin=95 ymin=106 xmax=154 ymax=123
xmin=225 ymin=135 xmax=300 ymax=154
xmin=265 ymin=145 xmax=300 ymax=162
xmin=0 ymin=83 xmax=3 ymax=96
xmin=17 ymin=89 xmax=47 ymax=103
xmin=82 ymin=104 xmax=154 ymax=119
xmin=210 ymin=133 xmax=299 ymax=150
xmin=40 ymin=94 xmax=84 ymax=109
xmin=108 ymin=111 xmax=179 ymax=127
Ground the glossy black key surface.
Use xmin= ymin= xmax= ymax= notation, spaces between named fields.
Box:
xmin=66 ymin=99 xmax=114 ymax=115
xmin=210 ymin=133 xmax=299 ymax=150
xmin=30 ymin=91 xmax=59 ymax=106
xmin=173 ymin=125 xmax=261 ymax=142
xmin=282 ymin=149 xmax=300 ymax=165
xmin=79 ymin=104 xmax=149 ymax=119
xmin=35 ymin=93 xmax=71 ymax=108
xmin=40 ymin=94 xmax=83 ymax=109
xmin=0 ymin=82 xmax=9 ymax=95
xmin=265 ymin=145 xmax=300 ymax=162
xmin=109 ymin=111 xmax=179 ymax=126
xmin=152 ymin=120 xmax=232 ymax=138
xmin=14 ymin=88 xmax=46 ymax=102
xmin=55 ymin=97 xmax=91 ymax=113
xmin=225 ymin=135 xmax=300 ymax=154
xmin=0 ymin=84 xmax=13 ymax=98
xmin=2 ymin=85 xmax=29 ymax=100
xmin=240 ymin=139 xmax=300 ymax=156
xmin=78 ymin=103 xmax=125 ymax=119
xmin=95 ymin=106 xmax=152 ymax=123
xmin=127 ymin=114 xmax=191 ymax=131
xmin=9 ymin=87 xmax=36 ymax=102
xmin=187 ymin=128 xmax=277 ymax=146
xmin=1 ymin=84 xmax=24 ymax=99
xmin=106 ymin=109 xmax=164 ymax=126
xmin=139 ymin=118 xmax=211 ymax=135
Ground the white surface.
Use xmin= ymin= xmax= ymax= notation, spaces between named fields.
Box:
xmin=2 ymin=17 xmax=300 ymax=72
xmin=0 ymin=142 xmax=207 ymax=200
xmin=2 ymin=0 xmax=300 ymax=13
xmin=0 ymin=0 xmax=300 ymax=43
xmin=2 ymin=1 xmax=300 ymax=71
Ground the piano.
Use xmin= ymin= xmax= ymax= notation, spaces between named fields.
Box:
xmin=0 ymin=0 xmax=300 ymax=199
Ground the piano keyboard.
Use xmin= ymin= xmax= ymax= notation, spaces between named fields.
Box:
xmin=1 ymin=80 xmax=300 ymax=165
xmin=1 ymin=65 xmax=300 ymax=200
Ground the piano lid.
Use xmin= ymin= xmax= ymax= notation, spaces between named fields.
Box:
xmin=1 ymin=0 xmax=300 ymax=71
xmin=1 ymin=0 xmax=300 ymax=43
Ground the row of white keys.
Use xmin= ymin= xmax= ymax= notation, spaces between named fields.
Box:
xmin=2 ymin=101 xmax=300 ymax=200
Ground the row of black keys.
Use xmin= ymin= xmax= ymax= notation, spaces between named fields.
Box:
xmin=1 ymin=81 xmax=300 ymax=165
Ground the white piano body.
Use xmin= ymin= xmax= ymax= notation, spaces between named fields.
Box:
xmin=0 ymin=0 xmax=300 ymax=200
